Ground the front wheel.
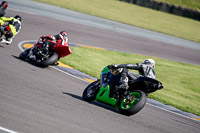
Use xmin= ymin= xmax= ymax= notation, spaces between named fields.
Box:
xmin=82 ymin=80 xmax=100 ymax=102
xmin=19 ymin=49 xmax=30 ymax=60
xmin=40 ymin=52 xmax=58 ymax=67
xmin=118 ymin=90 xmax=147 ymax=116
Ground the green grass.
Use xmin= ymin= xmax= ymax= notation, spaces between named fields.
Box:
xmin=61 ymin=46 xmax=200 ymax=116
xmin=155 ymin=0 xmax=200 ymax=11
xmin=35 ymin=0 xmax=200 ymax=43
xmin=34 ymin=0 xmax=200 ymax=115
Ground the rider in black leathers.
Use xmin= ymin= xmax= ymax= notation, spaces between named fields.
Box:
xmin=107 ymin=59 xmax=156 ymax=97
xmin=0 ymin=1 xmax=8 ymax=17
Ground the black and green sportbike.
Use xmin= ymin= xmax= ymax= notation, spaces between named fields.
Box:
xmin=82 ymin=66 xmax=163 ymax=116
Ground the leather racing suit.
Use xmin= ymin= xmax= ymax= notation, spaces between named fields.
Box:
xmin=108 ymin=63 xmax=156 ymax=96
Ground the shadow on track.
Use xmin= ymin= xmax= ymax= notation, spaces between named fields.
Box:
xmin=63 ymin=92 xmax=119 ymax=114
xmin=12 ymin=55 xmax=45 ymax=68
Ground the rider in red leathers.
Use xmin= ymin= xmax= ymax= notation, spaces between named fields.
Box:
xmin=41 ymin=31 xmax=68 ymax=47
xmin=29 ymin=31 xmax=70 ymax=60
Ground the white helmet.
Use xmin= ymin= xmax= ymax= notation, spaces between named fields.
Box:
xmin=144 ymin=58 xmax=155 ymax=69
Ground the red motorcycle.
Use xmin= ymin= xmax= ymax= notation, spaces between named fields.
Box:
xmin=19 ymin=39 xmax=72 ymax=67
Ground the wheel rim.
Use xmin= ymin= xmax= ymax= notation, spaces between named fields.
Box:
xmin=120 ymin=92 xmax=141 ymax=109
xmin=86 ymin=85 xmax=97 ymax=97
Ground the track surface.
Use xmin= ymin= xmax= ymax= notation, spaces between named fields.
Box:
xmin=0 ymin=2 xmax=200 ymax=133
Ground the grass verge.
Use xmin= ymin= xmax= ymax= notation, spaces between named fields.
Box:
xmin=35 ymin=0 xmax=200 ymax=43
xmin=60 ymin=46 xmax=200 ymax=116
xmin=34 ymin=0 xmax=200 ymax=115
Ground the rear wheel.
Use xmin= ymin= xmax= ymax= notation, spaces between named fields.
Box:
xmin=118 ymin=90 xmax=146 ymax=116
xmin=40 ymin=52 xmax=58 ymax=67
xmin=82 ymin=80 xmax=100 ymax=102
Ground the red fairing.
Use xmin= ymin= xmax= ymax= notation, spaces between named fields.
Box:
xmin=53 ymin=43 xmax=72 ymax=58
xmin=34 ymin=41 xmax=43 ymax=47
xmin=34 ymin=37 xmax=72 ymax=58
xmin=45 ymin=35 xmax=53 ymax=38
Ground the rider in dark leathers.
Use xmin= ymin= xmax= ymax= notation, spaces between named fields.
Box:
xmin=107 ymin=59 xmax=156 ymax=97
xmin=0 ymin=1 xmax=8 ymax=17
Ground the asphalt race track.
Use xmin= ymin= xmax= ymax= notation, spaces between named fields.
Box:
xmin=0 ymin=1 xmax=200 ymax=133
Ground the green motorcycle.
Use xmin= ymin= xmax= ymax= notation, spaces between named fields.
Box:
xmin=82 ymin=66 xmax=163 ymax=116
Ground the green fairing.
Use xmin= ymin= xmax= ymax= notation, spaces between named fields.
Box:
xmin=101 ymin=66 xmax=110 ymax=74
xmin=96 ymin=67 xmax=117 ymax=107
xmin=95 ymin=67 xmax=144 ymax=111
xmin=96 ymin=85 xmax=117 ymax=107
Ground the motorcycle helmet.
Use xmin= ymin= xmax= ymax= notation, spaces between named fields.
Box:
xmin=59 ymin=31 xmax=68 ymax=42
xmin=144 ymin=58 xmax=155 ymax=69
xmin=1 ymin=1 xmax=8 ymax=9
xmin=14 ymin=15 xmax=22 ymax=22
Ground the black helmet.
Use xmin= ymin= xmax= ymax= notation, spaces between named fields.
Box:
xmin=14 ymin=15 xmax=21 ymax=22
xmin=1 ymin=1 xmax=8 ymax=9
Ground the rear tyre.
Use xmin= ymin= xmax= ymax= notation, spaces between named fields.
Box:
xmin=119 ymin=90 xmax=146 ymax=116
xmin=82 ymin=80 xmax=100 ymax=102
xmin=40 ymin=52 xmax=58 ymax=67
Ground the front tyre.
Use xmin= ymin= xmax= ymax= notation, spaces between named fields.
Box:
xmin=40 ymin=52 xmax=58 ymax=67
xmin=119 ymin=90 xmax=146 ymax=116
xmin=82 ymin=80 xmax=100 ymax=102
xmin=19 ymin=49 xmax=30 ymax=60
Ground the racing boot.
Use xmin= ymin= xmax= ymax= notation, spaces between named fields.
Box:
xmin=1 ymin=38 xmax=12 ymax=45
xmin=28 ymin=48 xmax=36 ymax=60
xmin=53 ymin=62 xmax=59 ymax=66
